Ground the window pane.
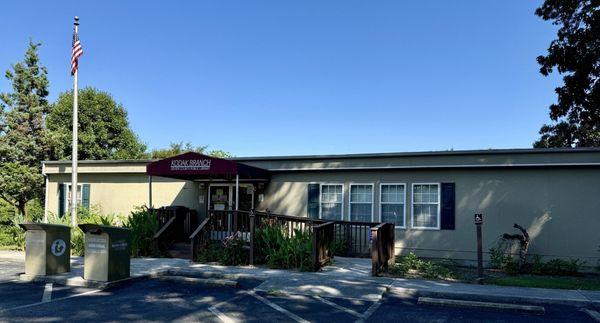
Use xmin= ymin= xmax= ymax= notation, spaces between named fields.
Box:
xmin=381 ymin=204 xmax=404 ymax=226
xmin=350 ymin=185 xmax=372 ymax=203
xmin=321 ymin=203 xmax=342 ymax=220
xmin=381 ymin=185 xmax=403 ymax=203
xmin=350 ymin=203 xmax=371 ymax=222
xmin=413 ymin=204 xmax=438 ymax=227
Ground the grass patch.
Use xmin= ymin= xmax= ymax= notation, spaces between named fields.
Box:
xmin=485 ymin=275 xmax=600 ymax=290
xmin=385 ymin=252 xmax=600 ymax=291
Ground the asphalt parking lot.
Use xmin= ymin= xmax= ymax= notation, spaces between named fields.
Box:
xmin=0 ymin=278 xmax=597 ymax=322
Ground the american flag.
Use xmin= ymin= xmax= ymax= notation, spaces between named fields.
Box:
xmin=71 ymin=28 xmax=83 ymax=75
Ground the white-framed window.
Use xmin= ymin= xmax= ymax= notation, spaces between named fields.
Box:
xmin=412 ymin=183 xmax=440 ymax=229
xmin=320 ymin=184 xmax=344 ymax=220
xmin=349 ymin=184 xmax=374 ymax=222
xmin=65 ymin=183 xmax=83 ymax=212
xmin=380 ymin=183 xmax=406 ymax=228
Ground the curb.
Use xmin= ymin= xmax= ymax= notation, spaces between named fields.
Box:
xmin=387 ymin=286 xmax=599 ymax=308
xmin=18 ymin=273 xmax=155 ymax=289
xmin=17 ymin=270 xmax=251 ymax=290
xmin=158 ymin=275 xmax=239 ymax=288
xmin=417 ymin=296 xmax=545 ymax=314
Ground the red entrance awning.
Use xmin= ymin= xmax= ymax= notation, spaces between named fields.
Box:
xmin=146 ymin=152 xmax=270 ymax=181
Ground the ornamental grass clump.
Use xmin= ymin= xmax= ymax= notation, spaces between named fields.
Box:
xmin=255 ymin=224 xmax=314 ymax=271
xmin=123 ymin=206 xmax=161 ymax=257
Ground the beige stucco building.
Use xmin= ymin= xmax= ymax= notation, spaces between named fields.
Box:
xmin=42 ymin=148 xmax=600 ymax=267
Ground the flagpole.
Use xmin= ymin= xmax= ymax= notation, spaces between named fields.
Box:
xmin=71 ymin=16 xmax=79 ymax=227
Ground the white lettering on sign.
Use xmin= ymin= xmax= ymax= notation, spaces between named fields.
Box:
xmin=87 ymin=236 xmax=108 ymax=254
xmin=111 ymin=240 xmax=128 ymax=251
xmin=170 ymin=159 xmax=211 ymax=171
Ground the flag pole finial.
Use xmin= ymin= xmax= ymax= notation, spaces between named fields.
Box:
xmin=74 ymin=16 xmax=79 ymax=26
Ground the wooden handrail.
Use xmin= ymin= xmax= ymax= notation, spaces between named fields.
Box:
xmin=189 ymin=217 xmax=210 ymax=240
xmin=313 ymin=221 xmax=335 ymax=229
xmin=371 ymin=222 xmax=395 ymax=276
xmin=153 ymin=216 xmax=176 ymax=239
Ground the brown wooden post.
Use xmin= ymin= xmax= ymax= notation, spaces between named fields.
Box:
xmin=371 ymin=227 xmax=379 ymax=276
xmin=249 ymin=211 xmax=255 ymax=266
xmin=312 ymin=225 xmax=319 ymax=271
xmin=389 ymin=223 xmax=395 ymax=266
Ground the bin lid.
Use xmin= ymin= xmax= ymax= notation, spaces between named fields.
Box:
xmin=18 ymin=222 xmax=71 ymax=231
xmin=78 ymin=223 xmax=131 ymax=235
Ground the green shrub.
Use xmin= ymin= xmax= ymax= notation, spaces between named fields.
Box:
xmin=331 ymin=238 xmax=349 ymax=256
xmin=255 ymin=224 xmax=314 ymax=271
xmin=196 ymin=233 xmax=248 ymax=266
xmin=25 ymin=199 xmax=44 ymax=223
xmin=221 ymin=233 xmax=247 ymax=265
xmin=392 ymin=252 xmax=455 ymax=280
xmin=123 ymin=206 xmax=161 ymax=257
xmin=0 ymin=212 xmax=25 ymax=250
xmin=196 ymin=243 xmax=226 ymax=263
xmin=541 ymin=258 xmax=584 ymax=276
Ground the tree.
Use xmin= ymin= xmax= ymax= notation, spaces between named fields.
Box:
xmin=0 ymin=41 xmax=51 ymax=217
xmin=533 ymin=0 xmax=600 ymax=148
xmin=47 ymin=87 xmax=147 ymax=160
xmin=150 ymin=142 xmax=233 ymax=159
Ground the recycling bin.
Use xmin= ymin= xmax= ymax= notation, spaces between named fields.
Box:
xmin=19 ymin=223 xmax=71 ymax=276
xmin=78 ymin=224 xmax=131 ymax=282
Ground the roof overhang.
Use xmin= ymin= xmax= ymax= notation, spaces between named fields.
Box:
xmin=146 ymin=152 xmax=270 ymax=181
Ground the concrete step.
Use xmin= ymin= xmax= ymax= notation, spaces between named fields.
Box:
xmin=168 ymin=242 xmax=191 ymax=259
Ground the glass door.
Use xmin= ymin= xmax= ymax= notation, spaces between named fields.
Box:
xmin=209 ymin=185 xmax=231 ymax=211
xmin=233 ymin=184 xmax=255 ymax=211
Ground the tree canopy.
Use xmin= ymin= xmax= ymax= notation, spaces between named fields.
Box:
xmin=534 ymin=0 xmax=600 ymax=148
xmin=150 ymin=142 xmax=232 ymax=159
xmin=0 ymin=41 xmax=51 ymax=217
xmin=47 ymin=87 xmax=147 ymax=160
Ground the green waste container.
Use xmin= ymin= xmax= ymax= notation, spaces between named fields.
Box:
xmin=19 ymin=223 xmax=71 ymax=276
xmin=78 ymin=224 xmax=131 ymax=282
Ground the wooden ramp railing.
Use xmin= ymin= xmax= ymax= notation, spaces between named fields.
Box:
xmin=371 ymin=222 xmax=396 ymax=276
xmin=187 ymin=209 xmax=394 ymax=275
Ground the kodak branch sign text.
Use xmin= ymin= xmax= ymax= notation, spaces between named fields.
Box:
xmin=170 ymin=159 xmax=212 ymax=171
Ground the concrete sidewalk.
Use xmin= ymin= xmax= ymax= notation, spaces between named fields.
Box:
xmin=2 ymin=251 xmax=599 ymax=307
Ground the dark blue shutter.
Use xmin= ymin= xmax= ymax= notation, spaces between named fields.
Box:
xmin=82 ymin=184 xmax=91 ymax=209
xmin=440 ymin=183 xmax=455 ymax=230
xmin=307 ymin=184 xmax=320 ymax=219
xmin=58 ymin=184 xmax=66 ymax=217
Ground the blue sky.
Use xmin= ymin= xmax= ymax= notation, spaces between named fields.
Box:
xmin=1 ymin=1 xmax=560 ymax=157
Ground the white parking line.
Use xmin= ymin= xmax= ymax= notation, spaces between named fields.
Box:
xmin=41 ymin=283 xmax=53 ymax=302
xmin=582 ymin=309 xmax=600 ymax=322
xmin=0 ymin=289 xmax=101 ymax=314
xmin=314 ymin=295 xmax=364 ymax=318
xmin=209 ymin=306 xmax=239 ymax=323
xmin=354 ymin=299 xmax=382 ymax=323
xmin=248 ymin=291 xmax=310 ymax=323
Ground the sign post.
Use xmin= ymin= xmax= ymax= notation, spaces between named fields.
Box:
xmin=474 ymin=213 xmax=484 ymax=281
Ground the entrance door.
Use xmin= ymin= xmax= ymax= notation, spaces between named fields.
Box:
xmin=208 ymin=184 xmax=254 ymax=211
xmin=209 ymin=185 xmax=231 ymax=211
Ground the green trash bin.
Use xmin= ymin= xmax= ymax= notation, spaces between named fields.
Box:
xmin=78 ymin=224 xmax=131 ymax=282
xmin=19 ymin=223 xmax=71 ymax=276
